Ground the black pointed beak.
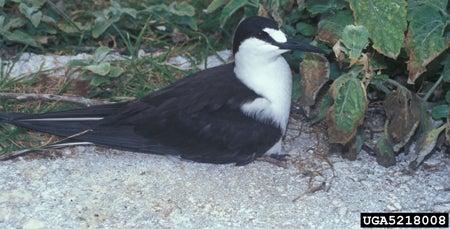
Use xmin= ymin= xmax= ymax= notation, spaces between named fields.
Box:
xmin=277 ymin=38 xmax=325 ymax=53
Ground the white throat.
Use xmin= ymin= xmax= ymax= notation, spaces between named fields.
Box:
xmin=234 ymin=38 xmax=292 ymax=133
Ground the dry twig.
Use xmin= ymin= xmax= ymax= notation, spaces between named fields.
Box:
xmin=0 ymin=92 xmax=113 ymax=107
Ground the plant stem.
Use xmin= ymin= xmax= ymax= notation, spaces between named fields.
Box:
xmin=423 ymin=73 xmax=444 ymax=102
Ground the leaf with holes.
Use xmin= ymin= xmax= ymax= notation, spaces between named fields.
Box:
xmin=327 ymin=73 xmax=367 ymax=144
xmin=349 ymin=0 xmax=407 ymax=59
xmin=406 ymin=0 xmax=449 ymax=84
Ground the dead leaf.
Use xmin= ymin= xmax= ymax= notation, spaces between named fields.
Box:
xmin=298 ymin=53 xmax=330 ymax=107
xmin=384 ymin=89 xmax=421 ymax=151
xmin=409 ymin=124 xmax=447 ymax=170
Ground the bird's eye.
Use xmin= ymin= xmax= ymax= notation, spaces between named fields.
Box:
xmin=257 ymin=31 xmax=270 ymax=40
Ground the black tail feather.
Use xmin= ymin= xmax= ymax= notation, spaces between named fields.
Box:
xmin=0 ymin=103 xmax=179 ymax=155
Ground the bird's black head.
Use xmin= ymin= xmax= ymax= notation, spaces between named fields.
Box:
xmin=232 ymin=16 xmax=324 ymax=55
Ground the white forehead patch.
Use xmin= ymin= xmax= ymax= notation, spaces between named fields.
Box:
xmin=263 ymin=28 xmax=287 ymax=43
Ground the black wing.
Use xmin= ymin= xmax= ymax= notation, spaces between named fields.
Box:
xmin=1 ymin=63 xmax=282 ymax=165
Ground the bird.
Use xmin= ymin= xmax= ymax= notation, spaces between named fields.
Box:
xmin=0 ymin=16 xmax=324 ymax=165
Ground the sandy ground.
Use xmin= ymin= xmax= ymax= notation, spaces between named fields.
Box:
xmin=0 ymin=118 xmax=448 ymax=229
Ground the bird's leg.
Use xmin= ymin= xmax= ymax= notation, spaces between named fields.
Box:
xmin=256 ymin=154 xmax=290 ymax=168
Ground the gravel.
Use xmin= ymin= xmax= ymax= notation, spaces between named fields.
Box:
xmin=0 ymin=118 xmax=448 ymax=229
xmin=0 ymin=52 xmax=449 ymax=228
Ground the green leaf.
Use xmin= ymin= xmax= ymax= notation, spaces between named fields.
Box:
xmin=375 ymin=131 xmax=396 ymax=167
xmin=207 ymin=0 xmax=228 ymax=13
xmin=175 ymin=16 xmax=198 ymax=30
xmin=349 ymin=0 xmax=407 ymax=59
xmin=296 ymin=22 xmax=316 ymax=36
xmin=93 ymin=46 xmax=112 ymax=62
xmin=431 ymin=104 xmax=449 ymax=120
xmin=304 ymin=0 xmax=347 ymax=14
xmin=84 ymin=62 xmax=111 ymax=76
xmin=406 ymin=1 xmax=449 ymax=83
xmin=292 ymin=74 xmax=301 ymax=102
xmin=2 ymin=30 xmax=41 ymax=48
xmin=327 ymin=73 xmax=368 ymax=144
xmin=341 ymin=25 xmax=369 ymax=60
xmin=144 ymin=4 xmax=168 ymax=12
xmin=90 ymin=75 xmax=110 ymax=87
xmin=407 ymin=0 xmax=448 ymax=12
xmin=311 ymin=91 xmax=334 ymax=124
xmin=92 ymin=17 xmax=113 ymax=38
xmin=105 ymin=2 xmax=137 ymax=18
xmin=168 ymin=2 xmax=195 ymax=16
xmin=18 ymin=3 xmax=43 ymax=27
xmin=120 ymin=8 xmax=138 ymax=19
xmin=3 ymin=17 xmax=26 ymax=31
xmin=220 ymin=0 xmax=252 ymax=27
xmin=58 ymin=21 xmax=91 ymax=33
xmin=317 ymin=10 xmax=354 ymax=44
xmin=31 ymin=0 xmax=46 ymax=7
xmin=109 ymin=66 xmax=124 ymax=78
xmin=0 ymin=0 xmax=5 ymax=7
xmin=67 ymin=59 xmax=93 ymax=68
xmin=91 ymin=2 xmax=135 ymax=38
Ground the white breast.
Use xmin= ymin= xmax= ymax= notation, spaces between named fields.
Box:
xmin=234 ymin=38 xmax=292 ymax=133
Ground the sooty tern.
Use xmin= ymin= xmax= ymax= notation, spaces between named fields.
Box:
xmin=0 ymin=16 xmax=323 ymax=165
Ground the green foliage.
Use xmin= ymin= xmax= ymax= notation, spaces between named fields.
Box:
xmin=0 ymin=0 xmax=203 ymax=51
xmin=349 ymin=0 xmax=407 ymax=59
xmin=67 ymin=46 xmax=124 ymax=88
xmin=305 ymin=0 xmax=449 ymax=167
xmin=207 ymin=0 xmax=259 ymax=27
xmin=90 ymin=2 xmax=138 ymax=38
xmin=406 ymin=0 xmax=449 ymax=83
